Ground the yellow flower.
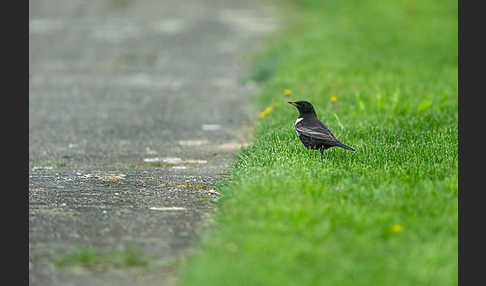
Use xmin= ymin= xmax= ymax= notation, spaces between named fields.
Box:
xmin=260 ymin=102 xmax=279 ymax=118
xmin=391 ymin=224 xmax=404 ymax=233
xmin=331 ymin=96 xmax=337 ymax=103
xmin=284 ymin=89 xmax=292 ymax=96
xmin=260 ymin=106 xmax=273 ymax=118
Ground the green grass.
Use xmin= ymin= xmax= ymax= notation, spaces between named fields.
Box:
xmin=54 ymin=246 xmax=148 ymax=269
xmin=179 ymin=0 xmax=457 ymax=285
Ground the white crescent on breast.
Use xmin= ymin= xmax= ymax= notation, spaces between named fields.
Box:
xmin=295 ymin=117 xmax=304 ymax=126
xmin=294 ymin=117 xmax=303 ymax=136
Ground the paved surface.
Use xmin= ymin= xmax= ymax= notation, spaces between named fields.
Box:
xmin=29 ymin=0 xmax=276 ymax=285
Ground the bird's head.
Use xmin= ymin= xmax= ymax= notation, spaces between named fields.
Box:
xmin=288 ymin=101 xmax=316 ymax=117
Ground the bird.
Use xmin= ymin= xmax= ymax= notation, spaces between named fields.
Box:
xmin=288 ymin=100 xmax=355 ymax=153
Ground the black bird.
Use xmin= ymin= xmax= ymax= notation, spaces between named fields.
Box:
xmin=288 ymin=100 xmax=355 ymax=153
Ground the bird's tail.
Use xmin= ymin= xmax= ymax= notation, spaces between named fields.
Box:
xmin=335 ymin=142 xmax=355 ymax=151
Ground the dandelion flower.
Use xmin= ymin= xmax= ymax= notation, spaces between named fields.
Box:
xmin=260 ymin=102 xmax=279 ymax=118
xmin=260 ymin=106 xmax=273 ymax=118
xmin=391 ymin=224 xmax=404 ymax=233
xmin=284 ymin=89 xmax=292 ymax=96
xmin=331 ymin=96 xmax=337 ymax=103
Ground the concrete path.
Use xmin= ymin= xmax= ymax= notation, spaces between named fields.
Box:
xmin=29 ymin=1 xmax=276 ymax=285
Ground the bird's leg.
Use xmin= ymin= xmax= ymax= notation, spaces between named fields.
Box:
xmin=319 ymin=148 xmax=324 ymax=159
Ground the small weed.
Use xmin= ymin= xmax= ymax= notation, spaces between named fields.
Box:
xmin=54 ymin=246 xmax=148 ymax=269
xmin=45 ymin=161 xmax=68 ymax=167
xmin=246 ymin=52 xmax=280 ymax=83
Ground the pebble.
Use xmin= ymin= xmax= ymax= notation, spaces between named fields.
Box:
xmin=202 ymin=124 xmax=221 ymax=131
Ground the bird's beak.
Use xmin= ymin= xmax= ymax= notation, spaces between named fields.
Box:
xmin=288 ymin=101 xmax=298 ymax=107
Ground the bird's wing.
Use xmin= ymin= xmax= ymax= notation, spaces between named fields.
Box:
xmin=296 ymin=124 xmax=338 ymax=143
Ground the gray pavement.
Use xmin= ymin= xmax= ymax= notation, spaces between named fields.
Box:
xmin=29 ymin=1 xmax=276 ymax=285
